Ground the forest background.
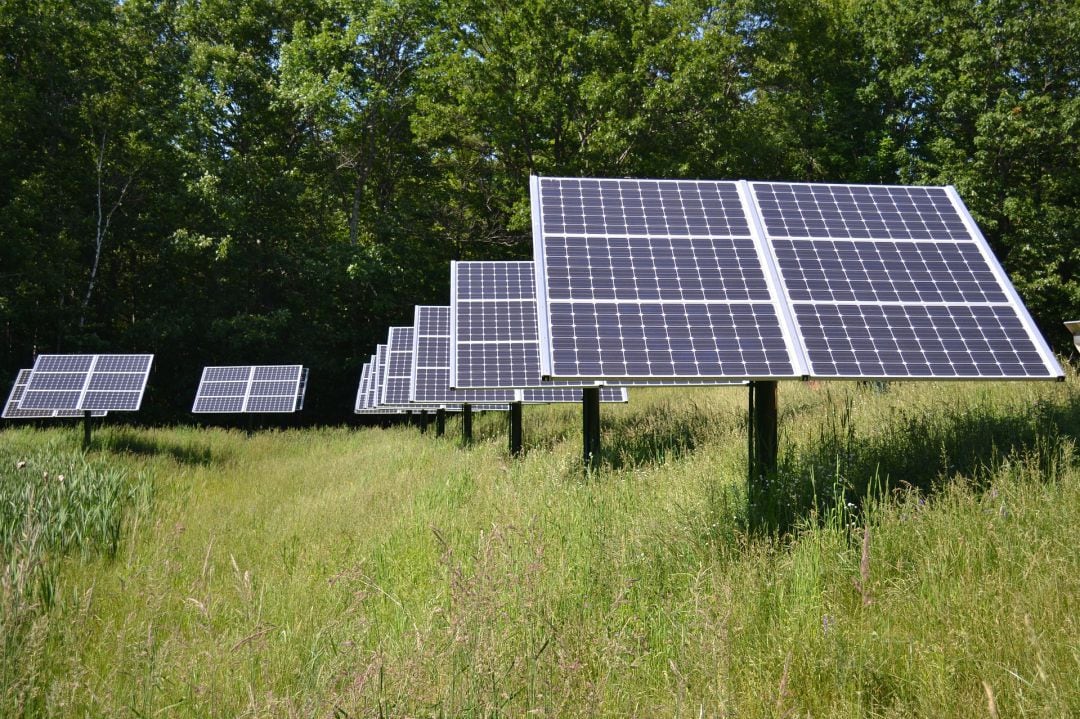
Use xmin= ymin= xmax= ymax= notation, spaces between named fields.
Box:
xmin=2 ymin=0 xmax=1077 ymax=421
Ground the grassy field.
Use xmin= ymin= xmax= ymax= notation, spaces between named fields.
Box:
xmin=1 ymin=377 xmax=1078 ymax=717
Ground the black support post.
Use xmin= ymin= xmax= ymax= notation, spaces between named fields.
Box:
xmin=462 ymin=403 xmax=473 ymax=445
xmin=82 ymin=410 xmax=92 ymax=450
xmin=748 ymin=381 xmax=779 ymax=525
xmin=435 ymin=408 xmax=446 ymax=437
xmin=418 ymin=410 xmax=429 ymax=434
xmin=582 ymin=387 xmax=601 ymax=470
xmin=508 ymin=401 xmax=523 ymax=456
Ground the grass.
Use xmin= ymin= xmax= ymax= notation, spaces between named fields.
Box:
xmin=1 ymin=377 xmax=1078 ymax=717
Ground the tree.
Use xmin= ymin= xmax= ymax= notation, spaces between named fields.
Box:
xmin=859 ymin=0 xmax=1080 ymax=345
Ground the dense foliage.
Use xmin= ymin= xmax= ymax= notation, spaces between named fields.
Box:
xmin=2 ymin=0 xmax=1078 ymax=420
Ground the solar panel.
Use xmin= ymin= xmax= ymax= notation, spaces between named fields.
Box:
xmin=520 ymin=387 xmax=627 ymax=404
xmin=749 ymin=182 xmax=1061 ymax=379
xmin=3 ymin=369 xmax=108 ymax=419
xmin=381 ymin=327 xmax=418 ymax=407
xmin=372 ymin=344 xmax=389 ymax=408
xmin=192 ymin=365 xmax=306 ymax=413
xmin=355 ymin=362 xmax=372 ymax=412
xmin=412 ymin=306 xmax=518 ymax=404
xmin=18 ymin=354 xmax=154 ymax=412
xmin=531 ymin=176 xmax=1062 ymax=382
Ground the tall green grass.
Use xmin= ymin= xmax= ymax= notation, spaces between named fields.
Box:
xmin=0 ymin=434 xmax=154 ymax=713
xmin=0 ymin=378 xmax=1077 ymax=717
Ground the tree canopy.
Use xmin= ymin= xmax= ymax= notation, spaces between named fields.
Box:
xmin=2 ymin=0 xmax=1077 ymax=421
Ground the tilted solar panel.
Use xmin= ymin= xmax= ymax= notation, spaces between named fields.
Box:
xmin=355 ymin=363 xmax=371 ymax=412
xmin=532 ymin=176 xmax=1062 ymax=382
xmin=748 ymin=182 xmax=1061 ymax=379
xmin=192 ymin=365 xmax=306 ymax=413
xmin=382 ymin=327 xmax=417 ymax=407
xmin=412 ymin=306 xmax=517 ymax=404
xmin=3 ymin=369 xmax=107 ymax=419
xmin=18 ymin=354 xmax=154 ymax=412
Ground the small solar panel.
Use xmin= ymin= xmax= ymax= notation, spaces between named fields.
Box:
xmin=749 ymin=182 xmax=1062 ymax=380
xmin=412 ymin=306 xmax=518 ymax=404
xmin=18 ymin=354 xmax=154 ymax=412
xmin=520 ymin=387 xmax=627 ymax=404
xmin=355 ymin=363 xmax=372 ymax=412
xmin=3 ymin=369 xmax=108 ymax=419
xmin=192 ymin=365 xmax=306 ymax=413
xmin=381 ymin=327 xmax=417 ymax=407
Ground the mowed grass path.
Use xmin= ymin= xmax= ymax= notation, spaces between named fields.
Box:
xmin=2 ymin=380 xmax=1078 ymax=717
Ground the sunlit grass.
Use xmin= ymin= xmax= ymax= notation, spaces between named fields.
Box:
xmin=1 ymin=376 xmax=1078 ymax=716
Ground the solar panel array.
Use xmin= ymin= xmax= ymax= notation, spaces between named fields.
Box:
xmin=3 ymin=369 xmax=108 ymax=419
xmin=192 ymin=365 xmax=307 ymax=413
xmin=531 ymin=177 xmax=1062 ymax=382
xmin=16 ymin=354 xmax=154 ymax=412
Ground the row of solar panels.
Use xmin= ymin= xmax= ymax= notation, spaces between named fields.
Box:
xmin=3 ymin=357 xmax=310 ymax=418
xmin=4 ymin=177 xmax=1064 ymax=422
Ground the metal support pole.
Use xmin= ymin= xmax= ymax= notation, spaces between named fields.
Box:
xmin=418 ymin=410 xmax=429 ymax=434
xmin=83 ymin=410 xmax=92 ymax=450
xmin=509 ymin=401 xmax=523 ymax=456
xmin=462 ymin=403 xmax=473 ymax=445
xmin=582 ymin=387 xmax=601 ymax=470
xmin=435 ymin=408 xmax=446 ymax=437
xmin=748 ymin=381 xmax=779 ymax=525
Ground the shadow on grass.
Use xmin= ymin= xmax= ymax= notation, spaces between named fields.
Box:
xmin=93 ymin=428 xmax=217 ymax=466
xmin=751 ymin=388 xmax=1080 ymax=533
xmin=600 ymin=399 xmax=732 ymax=469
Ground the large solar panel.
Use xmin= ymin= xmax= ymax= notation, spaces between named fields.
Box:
xmin=192 ymin=365 xmax=306 ymax=413
xmin=18 ymin=354 xmax=154 ymax=412
xmin=531 ymin=176 xmax=1062 ymax=382
xmin=3 ymin=369 xmax=107 ymax=419
xmin=748 ymin=182 xmax=1061 ymax=379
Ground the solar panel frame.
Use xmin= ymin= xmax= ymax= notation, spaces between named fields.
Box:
xmin=530 ymin=177 xmax=808 ymax=383
xmin=18 ymin=354 xmax=154 ymax=412
xmin=192 ymin=365 xmax=306 ymax=413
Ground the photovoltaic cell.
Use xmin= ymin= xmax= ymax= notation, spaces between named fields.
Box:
xmin=749 ymin=181 xmax=1061 ymax=380
xmin=192 ymin=365 xmax=305 ymax=413
xmin=18 ymin=354 xmax=154 ymax=412
xmin=532 ymin=177 xmax=802 ymax=382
